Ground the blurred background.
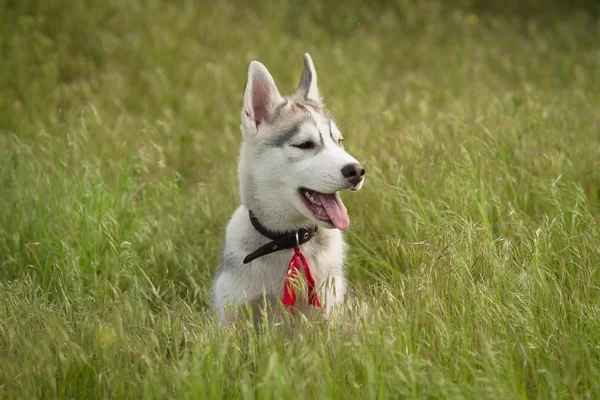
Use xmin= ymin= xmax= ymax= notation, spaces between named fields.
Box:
xmin=1 ymin=0 xmax=600 ymax=309
xmin=2 ymin=0 xmax=599 ymax=281
xmin=1 ymin=1 xmax=600 ymax=397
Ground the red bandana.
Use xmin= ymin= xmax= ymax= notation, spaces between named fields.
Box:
xmin=282 ymin=247 xmax=322 ymax=314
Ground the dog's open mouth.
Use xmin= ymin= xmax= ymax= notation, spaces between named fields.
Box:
xmin=299 ymin=188 xmax=350 ymax=230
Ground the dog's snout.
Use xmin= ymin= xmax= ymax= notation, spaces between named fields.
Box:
xmin=341 ymin=163 xmax=365 ymax=185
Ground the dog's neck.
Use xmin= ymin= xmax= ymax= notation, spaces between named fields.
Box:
xmin=243 ymin=200 xmax=314 ymax=234
xmin=242 ymin=210 xmax=318 ymax=264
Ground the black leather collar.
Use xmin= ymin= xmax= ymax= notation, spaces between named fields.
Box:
xmin=243 ymin=211 xmax=318 ymax=264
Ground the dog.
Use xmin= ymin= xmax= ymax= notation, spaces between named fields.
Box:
xmin=210 ymin=53 xmax=365 ymax=322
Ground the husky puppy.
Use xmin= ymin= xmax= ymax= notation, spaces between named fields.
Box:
xmin=211 ymin=54 xmax=365 ymax=322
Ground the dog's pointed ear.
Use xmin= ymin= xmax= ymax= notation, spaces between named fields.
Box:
xmin=293 ymin=53 xmax=320 ymax=103
xmin=242 ymin=61 xmax=283 ymax=134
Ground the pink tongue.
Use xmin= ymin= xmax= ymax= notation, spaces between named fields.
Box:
xmin=318 ymin=192 xmax=350 ymax=230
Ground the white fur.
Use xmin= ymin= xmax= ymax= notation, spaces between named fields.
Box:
xmin=211 ymin=53 xmax=365 ymax=322
xmin=213 ymin=206 xmax=348 ymax=321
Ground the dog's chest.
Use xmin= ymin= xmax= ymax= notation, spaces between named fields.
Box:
xmin=247 ymin=234 xmax=342 ymax=292
xmin=227 ymin=234 xmax=341 ymax=302
xmin=220 ymin=206 xmax=346 ymax=301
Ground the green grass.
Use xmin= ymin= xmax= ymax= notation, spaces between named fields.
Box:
xmin=1 ymin=0 xmax=600 ymax=398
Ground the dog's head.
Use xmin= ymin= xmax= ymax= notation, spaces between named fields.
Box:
xmin=238 ymin=54 xmax=365 ymax=232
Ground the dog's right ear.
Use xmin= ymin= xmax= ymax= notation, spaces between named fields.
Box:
xmin=293 ymin=53 xmax=320 ymax=104
xmin=242 ymin=61 xmax=283 ymax=135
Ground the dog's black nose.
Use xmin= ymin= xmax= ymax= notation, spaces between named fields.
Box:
xmin=341 ymin=163 xmax=365 ymax=185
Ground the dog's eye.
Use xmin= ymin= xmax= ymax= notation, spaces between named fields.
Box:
xmin=293 ymin=141 xmax=315 ymax=150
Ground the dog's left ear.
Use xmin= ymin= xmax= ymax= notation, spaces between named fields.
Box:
xmin=242 ymin=61 xmax=283 ymax=135
xmin=293 ymin=53 xmax=320 ymax=104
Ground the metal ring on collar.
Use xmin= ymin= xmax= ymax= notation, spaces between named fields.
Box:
xmin=295 ymin=231 xmax=300 ymax=247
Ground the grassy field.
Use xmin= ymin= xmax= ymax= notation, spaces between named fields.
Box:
xmin=1 ymin=0 xmax=600 ymax=398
